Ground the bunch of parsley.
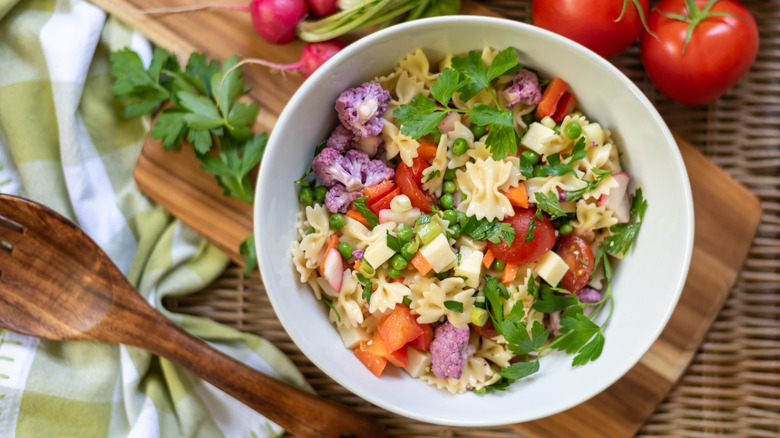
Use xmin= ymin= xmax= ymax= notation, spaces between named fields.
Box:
xmin=393 ymin=47 xmax=522 ymax=161
xmin=110 ymin=47 xmax=266 ymax=273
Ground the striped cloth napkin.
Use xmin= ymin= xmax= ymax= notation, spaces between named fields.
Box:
xmin=0 ymin=0 xmax=311 ymax=436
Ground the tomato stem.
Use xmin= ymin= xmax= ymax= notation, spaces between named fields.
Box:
xmin=657 ymin=0 xmax=747 ymax=54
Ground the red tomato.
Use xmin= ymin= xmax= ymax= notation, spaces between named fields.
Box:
xmin=532 ymin=0 xmax=650 ymax=57
xmin=640 ymin=0 xmax=759 ymax=105
xmin=368 ymin=187 xmax=400 ymax=215
xmin=394 ymin=158 xmax=437 ymax=213
xmin=486 ymin=207 xmax=556 ymax=265
xmin=556 ymin=234 xmax=595 ymax=292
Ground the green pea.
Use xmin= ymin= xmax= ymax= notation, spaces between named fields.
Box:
xmin=401 ymin=241 xmax=419 ymax=260
xmin=532 ymin=165 xmax=548 ymax=178
xmin=452 ymin=137 xmax=468 ymax=156
xmin=440 ymin=193 xmax=455 ymax=210
xmin=298 ymin=187 xmax=314 ymax=206
xmin=520 ymin=149 xmax=540 ymax=165
xmin=442 ymin=181 xmax=456 ymax=194
xmin=559 ymin=222 xmax=573 ymax=235
xmin=444 ymin=168 xmax=457 ymax=180
xmin=337 ymin=242 xmax=353 ymax=260
xmin=442 ymin=209 xmax=459 ymax=225
xmin=305 ymin=227 xmax=315 ymax=235
xmin=564 ymin=122 xmax=582 ymax=139
xmin=329 ymin=213 xmax=345 ymax=230
xmin=389 ymin=267 xmax=404 ymax=279
xmin=491 ymin=259 xmax=506 ymax=272
xmin=471 ymin=124 xmax=487 ymax=139
xmin=448 ymin=223 xmax=462 ymax=240
xmin=313 ymin=185 xmax=328 ymax=204
xmin=391 ymin=253 xmax=408 ymax=271
xmin=396 ymin=224 xmax=414 ymax=242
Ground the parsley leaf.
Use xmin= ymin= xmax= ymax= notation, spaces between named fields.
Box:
xmin=532 ymin=286 xmax=579 ymax=313
xmin=534 ymin=191 xmax=567 ymax=219
xmin=459 ymin=215 xmax=515 ymax=246
xmin=386 ymin=231 xmax=403 ymax=252
xmin=565 ymin=168 xmax=613 ymax=202
xmin=604 ymin=188 xmax=647 ymax=255
xmin=430 ymin=68 xmax=461 ymax=106
xmin=470 ymin=104 xmax=518 ymax=160
xmin=394 ymin=94 xmax=448 ymax=139
xmin=355 ymin=273 xmax=374 ymax=304
xmin=498 ymin=358 xmax=540 ymax=380
xmin=444 ymin=300 xmax=464 ymax=313
xmin=353 ymin=196 xmax=379 ymax=228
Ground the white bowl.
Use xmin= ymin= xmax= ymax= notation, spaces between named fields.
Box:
xmin=254 ymin=16 xmax=694 ymax=426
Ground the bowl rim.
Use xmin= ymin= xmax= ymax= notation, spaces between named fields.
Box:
xmin=254 ymin=15 xmax=695 ymax=426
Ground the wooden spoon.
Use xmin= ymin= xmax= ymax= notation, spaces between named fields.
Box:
xmin=0 ymin=194 xmax=386 ymax=437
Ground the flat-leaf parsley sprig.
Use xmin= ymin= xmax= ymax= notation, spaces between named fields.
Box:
xmin=393 ymin=47 xmax=522 ymax=161
xmin=110 ymin=47 xmax=267 ymax=273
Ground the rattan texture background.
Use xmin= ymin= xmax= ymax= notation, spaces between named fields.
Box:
xmin=164 ymin=1 xmax=780 ymax=436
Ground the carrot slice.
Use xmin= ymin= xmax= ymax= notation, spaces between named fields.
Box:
xmin=416 ymin=142 xmax=438 ymax=162
xmin=501 ymin=263 xmax=519 ymax=284
xmin=354 ymin=344 xmax=387 ymax=377
xmin=482 ymin=249 xmax=496 ymax=270
xmin=410 ymin=252 xmax=433 ymax=276
xmin=535 ymin=77 xmax=568 ymax=119
xmin=346 ymin=209 xmax=370 ymax=227
xmin=504 ymin=184 xmax=529 ymax=208
xmin=363 ymin=179 xmax=395 ymax=204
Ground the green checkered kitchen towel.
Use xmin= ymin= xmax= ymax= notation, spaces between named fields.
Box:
xmin=0 ymin=0 xmax=311 ymax=436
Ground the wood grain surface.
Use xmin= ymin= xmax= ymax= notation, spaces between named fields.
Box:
xmin=95 ymin=0 xmax=763 ymax=435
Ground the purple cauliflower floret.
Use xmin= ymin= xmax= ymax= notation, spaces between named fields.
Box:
xmin=312 ymin=147 xmax=364 ymax=192
xmin=353 ymin=135 xmax=383 ymax=157
xmin=312 ymin=147 xmax=395 ymax=213
xmin=324 ymin=185 xmax=363 ymax=214
xmin=502 ymin=69 xmax=542 ymax=108
xmin=327 ymin=124 xmax=354 ymax=152
xmin=429 ymin=322 xmax=475 ymax=380
xmin=335 ymin=82 xmax=391 ymax=138
xmin=352 ymin=249 xmax=364 ymax=260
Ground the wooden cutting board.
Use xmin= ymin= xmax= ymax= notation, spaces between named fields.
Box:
xmin=94 ymin=0 xmax=762 ymax=435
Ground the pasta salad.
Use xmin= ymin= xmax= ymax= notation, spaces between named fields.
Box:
xmin=292 ymin=47 xmax=647 ymax=394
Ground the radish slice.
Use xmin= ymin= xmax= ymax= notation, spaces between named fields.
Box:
xmin=598 ymin=172 xmax=631 ymax=223
xmin=321 ymin=248 xmax=344 ymax=292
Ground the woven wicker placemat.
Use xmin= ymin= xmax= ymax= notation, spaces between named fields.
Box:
xmin=165 ymin=1 xmax=780 ymax=435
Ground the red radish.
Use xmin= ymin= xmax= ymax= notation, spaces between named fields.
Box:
xmin=306 ymin=0 xmax=338 ymax=17
xmin=130 ymin=0 xmax=309 ymax=45
xmin=598 ymin=172 xmax=631 ymax=223
xmin=249 ymin=0 xmax=309 ymax=44
xmin=224 ymin=39 xmax=346 ymax=80
xmin=321 ymin=247 xmax=344 ymax=291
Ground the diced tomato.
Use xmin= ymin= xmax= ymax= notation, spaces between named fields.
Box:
xmin=354 ymin=344 xmax=387 ymax=377
xmin=377 ymin=305 xmax=425 ymax=352
xmin=368 ymin=187 xmax=401 ymax=215
xmin=363 ymin=333 xmax=409 ymax=368
xmin=417 ymin=142 xmax=438 ymax=162
xmin=556 ymin=234 xmax=595 ymax=292
xmin=551 ymin=92 xmax=577 ymax=122
xmin=407 ymin=323 xmax=434 ymax=351
xmin=363 ymin=179 xmax=395 ymax=205
xmin=394 ymin=158 xmax=438 ymax=213
xmin=535 ymin=77 xmax=568 ymax=119
xmin=486 ymin=207 xmax=556 ymax=265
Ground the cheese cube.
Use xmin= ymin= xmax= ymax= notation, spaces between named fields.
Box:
xmin=520 ymin=122 xmax=555 ymax=154
xmin=363 ymin=237 xmax=395 ymax=269
xmin=535 ymin=250 xmax=570 ymax=287
xmin=336 ymin=324 xmax=369 ymax=349
xmin=419 ymin=233 xmax=457 ymax=273
xmin=405 ymin=348 xmax=431 ymax=378
xmin=583 ymin=123 xmax=604 ymax=147
xmin=454 ymin=247 xmax=484 ymax=288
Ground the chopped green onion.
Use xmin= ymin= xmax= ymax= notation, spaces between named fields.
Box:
xmin=470 ymin=307 xmax=489 ymax=326
xmin=414 ymin=220 xmax=442 ymax=245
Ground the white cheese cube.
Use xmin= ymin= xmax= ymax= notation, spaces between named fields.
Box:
xmin=535 ymin=250 xmax=569 ymax=287
xmin=404 ymin=348 xmax=431 ymax=378
xmin=454 ymin=247 xmax=484 ymax=288
xmin=336 ymin=324 xmax=369 ymax=349
xmin=520 ymin=122 xmax=555 ymax=154
xmin=583 ymin=123 xmax=604 ymax=147
xmin=419 ymin=233 xmax=458 ymax=273
xmin=363 ymin=237 xmax=395 ymax=269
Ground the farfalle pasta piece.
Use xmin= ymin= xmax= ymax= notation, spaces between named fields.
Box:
xmin=381 ymin=114 xmax=420 ymax=166
xmin=525 ymin=173 xmax=588 ymax=204
xmin=475 ymin=336 xmax=513 ymax=368
xmin=409 ymin=277 xmax=476 ymax=329
xmin=398 ymin=48 xmax=438 ymax=88
xmin=340 ymin=215 xmax=396 ymax=251
xmin=369 ymin=266 xmax=412 ymax=314
xmin=445 ymin=121 xmax=476 ymax=169
xmin=421 ymin=132 xmax=449 ymax=196
xmin=456 ymin=158 xmax=516 ymax=222
xmin=571 ymin=200 xmax=618 ymax=238
xmin=392 ymin=70 xmax=427 ymax=106
xmin=329 ymin=270 xmax=367 ymax=329
xmin=297 ymin=204 xmax=331 ymax=270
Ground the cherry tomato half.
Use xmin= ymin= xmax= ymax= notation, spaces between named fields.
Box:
xmin=556 ymin=234 xmax=595 ymax=292
xmin=395 ymin=157 xmax=437 ymax=213
xmin=487 ymin=207 xmax=556 ymax=265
